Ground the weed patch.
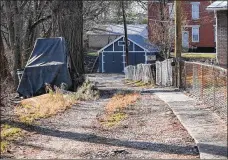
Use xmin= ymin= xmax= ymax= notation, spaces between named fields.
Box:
xmin=1 ymin=124 xmax=22 ymax=153
xmin=1 ymin=141 xmax=8 ymax=153
xmin=99 ymin=93 xmax=140 ymax=128
xmin=124 ymin=80 xmax=154 ymax=88
xmin=15 ymin=90 xmax=77 ymax=124
xmin=102 ymin=112 xmax=127 ymax=127
xmin=74 ymin=79 xmax=99 ymax=101
xmin=87 ymin=52 xmax=98 ymax=57
xmin=15 ymin=80 xmax=99 ymax=124
xmin=105 ymin=93 xmax=139 ymax=114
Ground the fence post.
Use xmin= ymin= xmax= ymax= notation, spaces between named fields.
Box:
xmin=193 ymin=64 xmax=196 ymax=94
xmin=160 ymin=62 xmax=162 ymax=86
xmin=225 ymin=70 xmax=227 ymax=103
xmin=184 ymin=61 xmax=186 ymax=90
xmin=201 ymin=65 xmax=204 ymax=99
xmin=213 ymin=66 xmax=215 ymax=107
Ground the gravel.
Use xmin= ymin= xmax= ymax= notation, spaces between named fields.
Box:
xmin=2 ymin=74 xmax=199 ymax=159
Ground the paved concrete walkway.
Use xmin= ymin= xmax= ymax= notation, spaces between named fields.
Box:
xmin=153 ymin=91 xmax=227 ymax=159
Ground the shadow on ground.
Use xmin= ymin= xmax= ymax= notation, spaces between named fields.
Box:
xmin=2 ymin=119 xmax=226 ymax=158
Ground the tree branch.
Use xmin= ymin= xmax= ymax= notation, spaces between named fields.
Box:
xmin=19 ymin=1 xmax=28 ymax=11
xmin=30 ymin=15 xmax=51 ymax=31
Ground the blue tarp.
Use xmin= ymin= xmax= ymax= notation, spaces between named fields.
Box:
xmin=17 ymin=37 xmax=72 ymax=97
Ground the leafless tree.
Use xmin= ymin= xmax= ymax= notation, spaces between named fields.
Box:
xmin=148 ymin=1 xmax=187 ymax=59
xmin=1 ymin=1 xmax=52 ymax=88
xmin=1 ymin=0 xmax=138 ymax=91
xmin=50 ymin=0 xmax=84 ymax=90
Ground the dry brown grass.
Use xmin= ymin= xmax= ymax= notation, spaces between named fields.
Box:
xmin=124 ymin=80 xmax=155 ymax=88
xmin=105 ymin=93 xmax=140 ymax=114
xmin=99 ymin=93 xmax=140 ymax=127
xmin=15 ymin=90 xmax=77 ymax=124
xmin=15 ymin=80 xmax=99 ymax=124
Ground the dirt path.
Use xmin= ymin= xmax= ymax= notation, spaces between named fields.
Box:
xmin=3 ymin=74 xmax=199 ymax=159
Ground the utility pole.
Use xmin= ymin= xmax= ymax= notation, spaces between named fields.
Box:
xmin=122 ymin=0 xmax=129 ymax=66
xmin=174 ymin=0 xmax=182 ymax=88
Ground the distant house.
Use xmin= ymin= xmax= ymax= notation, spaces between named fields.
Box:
xmin=86 ymin=24 xmax=148 ymax=49
xmin=97 ymin=35 xmax=159 ymax=73
xmin=148 ymin=1 xmax=216 ymax=52
xmin=207 ymin=1 xmax=227 ymax=68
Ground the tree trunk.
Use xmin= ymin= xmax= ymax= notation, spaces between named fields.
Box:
xmin=52 ymin=0 xmax=84 ymax=90
xmin=4 ymin=1 xmax=21 ymax=89
xmin=0 ymin=4 xmax=11 ymax=100
xmin=0 ymin=9 xmax=7 ymax=80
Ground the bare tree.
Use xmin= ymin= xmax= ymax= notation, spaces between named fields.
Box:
xmin=1 ymin=1 xmax=52 ymax=88
xmin=21 ymin=1 xmax=52 ymax=66
xmin=148 ymin=1 xmax=186 ymax=59
xmin=51 ymin=0 xmax=84 ymax=90
xmin=2 ymin=1 xmax=22 ymax=88
xmin=0 ymin=2 xmax=12 ymax=105
xmin=0 ymin=0 xmax=116 ymax=91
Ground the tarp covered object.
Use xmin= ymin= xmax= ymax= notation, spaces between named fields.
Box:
xmin=17 ymin=37 xmax=72 ymax=97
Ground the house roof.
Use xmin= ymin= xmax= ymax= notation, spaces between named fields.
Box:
xmin=128 ymin=35 xmax=159 ymax=52
xmin=207 ymin=1 xmax=227 ymax=11
xmin=98 ymin=35 xmax=159 ymax=53
xmin=87 ymin=24 xmax=148 ymax=38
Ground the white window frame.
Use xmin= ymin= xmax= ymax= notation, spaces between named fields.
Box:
xmin=168 ymin=3 xmax=174 ymax=19
xmin=213 ymin=25 xmax=216 ymax=42
xmin=192 ymin=26 xmax=200 ymax=42
xmin=191 ymin=2 xmax=200 ymax=20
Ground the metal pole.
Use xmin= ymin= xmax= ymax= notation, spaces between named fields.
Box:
xmin=122 ymin=0 xmax=129 ymax=66
xmin=174 ymin=0 xmax=182 ymax=88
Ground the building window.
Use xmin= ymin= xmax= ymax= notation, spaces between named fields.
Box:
xmin=192 ymin=26 xmax=199 ymax=42
xmin=191 ymin=2 xmax=200 ymax=20
xmin=168 ymin=3 xmax=174 ymax=19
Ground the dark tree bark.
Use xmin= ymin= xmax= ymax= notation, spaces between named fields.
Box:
xmin=122 ymin=1 xmax=129 ymax=66
xmin=0 ymin=4 xmax=11 ymax=103
xmin=3 ymin=1 xmax=25 ymax=89
xmin=0 ymin=5 xmax=6 ymax=79
xmin=52 ymin=0 xmax=84 ymax=90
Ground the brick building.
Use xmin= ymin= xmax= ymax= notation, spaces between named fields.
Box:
xmin=207 ymin=1 xmax=227 ymax=68
xmin=148 ymin=1 xmax=216 ymax=52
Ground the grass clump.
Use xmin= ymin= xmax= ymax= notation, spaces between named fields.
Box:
xmin=1 ymin=141 xmax=8 ymax=153
xmin=182 ymin=53 xmax=216 ymax=59
xmin=15 ymin=89 xmax=77 ymax=124
xmin=125 ymin=80 xmax=154 ymax=88
xmin=15 ymin=80 xmax=99 ymax=124
xmin=1 ymin=124 xmax=22 ymax=153
xmin=105 ymin=93 xmax=139 ymax=114
xmin=1 ymin=125 xmax=21 ymax=140
xmin=102 ymin=112 xmax=127 ymax=127
xmin=74 ymin=79 xmax=99 ymax=101
xmin=87 ymin=52 xmax=98 ymax=57
xmin=99 ymin=93 xmax=140 ymax=128
xmin=170 ymin=52 xmax=216 ymax=59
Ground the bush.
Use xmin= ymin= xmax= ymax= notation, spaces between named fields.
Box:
xmin=74 ymin=79 xmax=99 ymax=101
